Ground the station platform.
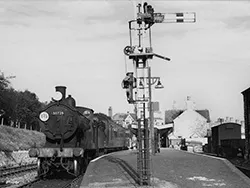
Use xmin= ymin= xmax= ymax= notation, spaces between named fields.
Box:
xmin=80 ymin=148 xmax=250 ymax=188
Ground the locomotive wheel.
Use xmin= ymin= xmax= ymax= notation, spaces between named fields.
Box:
xmin=73 ymin=159 xmax=80 ymax=176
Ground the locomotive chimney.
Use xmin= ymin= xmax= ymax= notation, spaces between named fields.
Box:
xmin=55 ymin=86 xmax=66 ymax=99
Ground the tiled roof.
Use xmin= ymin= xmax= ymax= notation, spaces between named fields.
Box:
xmin=129 ymin=113 xmax=137 ymax=120
xmin=196 ymin=110 xmax=211 ymax=123
xmin=112 ymin=113 xmax=136 ymax=121
xmin=112 ymin=113 xmax=127 ymax=121
xmin=165 ymin=109 xmax=211 ymax=124
xmin=165 ymin=110 xmax=183 ymax=124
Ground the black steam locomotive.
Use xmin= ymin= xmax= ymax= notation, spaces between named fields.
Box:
xmin=29 ymin=86 xmax=130 ymax=177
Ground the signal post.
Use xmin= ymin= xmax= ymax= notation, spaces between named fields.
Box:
xmin=122 ymin=2 xmax=195 ymax=185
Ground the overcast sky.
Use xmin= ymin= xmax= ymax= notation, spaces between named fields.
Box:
xmin=1 ymin=0 xmax=250 ymax=121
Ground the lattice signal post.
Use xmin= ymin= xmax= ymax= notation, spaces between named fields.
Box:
xmin=122 ymin=2 xmax=196 ymax=185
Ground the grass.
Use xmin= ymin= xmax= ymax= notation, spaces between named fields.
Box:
xmin=0 ymin=125 xmax=45 ymax=152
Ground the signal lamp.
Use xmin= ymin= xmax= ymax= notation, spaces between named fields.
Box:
xmin=155 ymin=80 xmax=164 ymax=89
xmin=138 ymin=80 xmax=144 ymax=89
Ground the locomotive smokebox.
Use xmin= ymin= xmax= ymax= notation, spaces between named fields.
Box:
xmin=55 ymin=86 xmax=66 ymax=99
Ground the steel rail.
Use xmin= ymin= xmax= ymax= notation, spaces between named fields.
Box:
xmin=0 ymin=163 xmax=37 ymax=178
xmin=61 ymin=175 xmax=84 ymax=188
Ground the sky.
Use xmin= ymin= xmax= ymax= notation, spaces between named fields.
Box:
xmin=1 ymin=0 xmax=250 ymax=122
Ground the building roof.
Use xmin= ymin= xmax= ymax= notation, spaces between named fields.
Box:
xmin=165 ymin=109 xmax=211 ymax=124
xmin=112 ymin=113 xmax=136 ymax=122
xmin=165 ymin=110 xmax=183 ymax=124
xmin=196 ymin=110 xmax=211 ymax=123
xmin=155 ymin=123 xmax=173 ymax=130
xmin=112 ymin=113 xmax=127 ymax=121
xmin=129 ymin=113 xmax=137 ymax=120
xmin=242 ymin=87 xmax=250 ymax=94
xmin=211 ymin=122 xmax=241 ymax=128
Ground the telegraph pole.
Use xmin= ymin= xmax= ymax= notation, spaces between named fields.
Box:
xmin=122 ymin=2 xmax=196 ymax=185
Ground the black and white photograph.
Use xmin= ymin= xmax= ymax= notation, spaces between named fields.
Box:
xmin=1 ymin=0 xmax=250 ymax=187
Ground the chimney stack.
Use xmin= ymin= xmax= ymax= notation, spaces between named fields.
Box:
xmin=108 ymin=106 xmax=113 ymax=118
xmin=186 ymin=96 xmax=195 ymax=110
xmin=172 ymin=100 xmax=177 ymax=110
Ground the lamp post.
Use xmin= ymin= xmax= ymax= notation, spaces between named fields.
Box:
xmin=138 ymin=68 xmax=164 ymax=155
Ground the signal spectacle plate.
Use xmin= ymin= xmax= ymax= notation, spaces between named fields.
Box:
xmin=39 ymin=111 xmax=49 ymax=122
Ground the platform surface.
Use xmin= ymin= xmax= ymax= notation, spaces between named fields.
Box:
xmin=81 ymin=148 xmax=250 ymax=188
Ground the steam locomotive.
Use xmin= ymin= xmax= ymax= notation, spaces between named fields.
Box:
xmin=29 ymin=86 xmax=130 ymax=177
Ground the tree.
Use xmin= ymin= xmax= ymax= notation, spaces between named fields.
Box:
xmin=0 ymin=71 xmax=10 ymax=90
xmin=0 ymin=71 xmax=12 ymax=125
xmin=15 ymin=90 xmax=42 ymax=130
xmin=0 ymin=70 xmax=44 ymax=131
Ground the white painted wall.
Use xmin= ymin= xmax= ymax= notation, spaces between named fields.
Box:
xmin=173 ymin=109 xmax=208 ymax=138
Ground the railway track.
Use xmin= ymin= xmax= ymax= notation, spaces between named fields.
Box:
xmin=0 ymin=163 xmax=37 ymax=178
xmin=17 ymin=174 xmax=84 ymax=188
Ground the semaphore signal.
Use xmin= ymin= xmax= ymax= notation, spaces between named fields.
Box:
xmin=121 ymin=2 xmax=196 ymax=185
xmin=153 ymin=12 xmax=196 ymax=23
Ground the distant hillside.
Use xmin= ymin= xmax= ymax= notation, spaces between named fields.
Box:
xmin=0 ymin=125 xmax=45 ymax=152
